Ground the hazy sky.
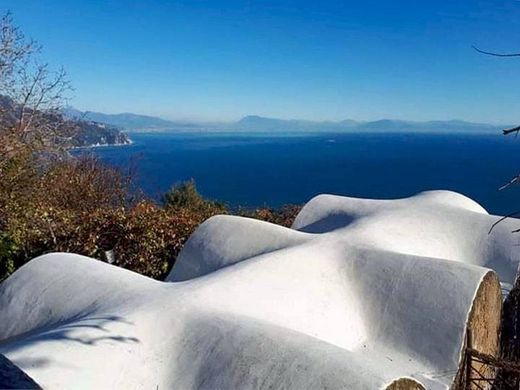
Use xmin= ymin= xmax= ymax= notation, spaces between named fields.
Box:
xmin=4 ymin=0 xmax=520 ymax=123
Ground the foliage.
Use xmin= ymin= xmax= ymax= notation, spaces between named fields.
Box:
xmin=0 ymin=155 xmax=126 ymax=278
xmin=163 ymin=179 xmax=227 ymax=216
xmin=0 ymin=153 xmax=302 ymax=281
xmin=0 ymin=233 xmax=17 ymax=282
xmin=240 ymin=204 xmax=302 ymax=228
xmin=0 ymin=155 xmax=230 ymax=280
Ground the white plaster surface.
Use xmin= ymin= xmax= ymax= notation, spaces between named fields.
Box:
xmin=0 ymin=190 xmax=517 ymax=389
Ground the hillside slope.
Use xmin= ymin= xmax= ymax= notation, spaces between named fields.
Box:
xmin=1 ymin=96 xmax=131 ymax=148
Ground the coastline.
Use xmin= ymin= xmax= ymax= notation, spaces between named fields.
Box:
xmin=69 ymin=138 xmax=134 ymax=150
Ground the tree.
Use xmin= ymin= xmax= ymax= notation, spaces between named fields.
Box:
xmin=0 ymin=11 xmax=74 ymax=168
xmin=0 ymin=11 xmax=75 ymax=279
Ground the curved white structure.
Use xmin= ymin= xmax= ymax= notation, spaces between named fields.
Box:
xmin=0 ymin=190 xmax=515 ymax=389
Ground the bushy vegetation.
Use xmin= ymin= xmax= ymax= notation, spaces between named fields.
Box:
xmin=240 ymin=204 xmax=302 ymax=228
xmin=163 ymin=179 xmax=227 ymax=215
xmin=0 ymin=155 xmax=221 ymax=280
xmin=0 ymin=154 xmax=301 ymax=281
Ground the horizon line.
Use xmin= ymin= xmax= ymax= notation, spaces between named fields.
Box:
xmin=67 ymin=107 xmax=511 ymax=127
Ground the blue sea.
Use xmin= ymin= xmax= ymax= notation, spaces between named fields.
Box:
xmin=77 ymin=132 xmax=520 ymax=216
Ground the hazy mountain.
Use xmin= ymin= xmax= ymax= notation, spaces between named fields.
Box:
xmin=64 ymin=108 xmax=506 ymax=134
xmin=356 ymin=119 xmax=503 ymax=134
xmin=64 ymin=107 xmax=199 ymax=131
xmin=230 ymin=115 xmax=360 ymax=132
xmin=229 ymin=116 xmax=504 ymax=134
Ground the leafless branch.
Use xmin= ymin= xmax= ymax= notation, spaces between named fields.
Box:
xmin=489 ymin=210 xmax=520 ymax=234
xmin=503 ymin=125 xmax=520 ymax=136
xmin=0 ymin=12 xmax=38 ymax=86
xmin=472 ymin=45 xmax=520 ymax=57
xmin=499 ymin=174 xmax=520 ymax=191
xmin=0 ymin=11 xmax=74 ymax=168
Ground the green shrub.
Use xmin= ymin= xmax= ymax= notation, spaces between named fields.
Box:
xmin=163 ymin=179 xmax=227 ymax=216
xmin=0 ymin=232 xmax=18 ymax=281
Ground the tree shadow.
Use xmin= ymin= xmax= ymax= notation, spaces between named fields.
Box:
xmin=0 ymin=311 xmax=140 ymax=370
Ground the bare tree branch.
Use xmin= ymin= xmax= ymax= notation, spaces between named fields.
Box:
xmin=471 ymin=27 xmax=520 ymax=234
xmin=499 ymin=174 xmax=520 ymax=191
xmin=472 ymin=45 xmax=520 ymax=57
xmin=0 ymin=12 xmax=38 ymax=86
xmin=489 ymin=210 xmax=520 ymax=234
xmin=0 ymin=11 xmax=75 ymax=174
xmin=503 ymin=125 xmax=520 ymax=136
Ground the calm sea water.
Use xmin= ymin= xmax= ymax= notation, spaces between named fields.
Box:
xmin=77 ymin=132 xmax=520 ymax=216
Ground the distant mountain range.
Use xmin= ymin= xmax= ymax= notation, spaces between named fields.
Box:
xmin=64 ymin=108 xmax=507 ymax=134
xmin=230 ymin=115 xmax=506 ymax=134
xmin=63 ymin=107 xmax=200 ymax=131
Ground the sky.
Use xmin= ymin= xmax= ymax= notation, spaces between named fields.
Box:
xmin=3 ymin=0 xmax=520 ymax=123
